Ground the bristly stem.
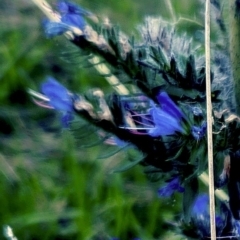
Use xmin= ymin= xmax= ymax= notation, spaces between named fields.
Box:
xmin=199 ymin=172 xmax=229 ymax=201
xmin=229 ymin=0 xmax=240 ymax=115
xmin=205 ymin=0 xmax=216 ymax=239
xmin=89 ymin=56 xmax=129 ymax=95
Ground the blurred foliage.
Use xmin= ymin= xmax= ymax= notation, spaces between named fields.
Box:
xmin=0 ymin=0 xmax=218 ymax=239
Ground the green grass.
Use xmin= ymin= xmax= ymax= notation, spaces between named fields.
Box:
xmin=0 ymin=125 xmax=182 ymax=239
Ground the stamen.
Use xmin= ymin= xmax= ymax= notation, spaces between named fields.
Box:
xmin=129 ymin=130 xmax=148 ymax=135
xmin=119 ymin=126 xmax=154 ymax=130
xmin=28 ymin=89 xmax=50 ymax=101
xmin=132 ymin=119 xmax=154 ymax=127
xmin=32 ymin=98 xmax=54 ymax=109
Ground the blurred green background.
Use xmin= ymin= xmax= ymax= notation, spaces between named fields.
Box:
xmin=0 ymin=0 xmax=205 ymax=239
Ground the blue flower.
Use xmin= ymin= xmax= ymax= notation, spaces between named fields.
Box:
xmin=41 ymin=76 xmax=73 ymax=127
xmin=157 ymin=92 xmax=184 ymax=119
xmin=57 ymin=1 xmax=88 ymax=29
xmin=191 ymin=194 xmax=225 ymax=238
xmin=192 ymin=106 xmax=203 ymax=116
xmin=44 ymin=1 xmax=89 ymax=37
xmin=158 ymin=177 xmax=184 ymax=197
xmin=233 ymin=220 xmax=240 ymax=237
xmin=41 ymin=77 xmax=72 ymax=111
xmin=192 ymin=194 xmax=209 ymax=217
xmin=43 ymin=21 xmax=70 ymax=37
xmin=61 ymin=112 xmax=74 ymax=128
xmin=191 ymin=121 xmax=207 ymax=140
xmin=148 ymin=92 xmax=185 ymax=137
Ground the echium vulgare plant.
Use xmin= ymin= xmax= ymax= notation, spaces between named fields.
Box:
xmin=29 ymin=0 xmax=240 ymax=239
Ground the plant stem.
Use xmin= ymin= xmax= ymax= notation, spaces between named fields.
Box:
xmin=229 ymin=0 xmax=240 ymax=115
xmin=205 ymin=0 xmax=216 ymax=239
xmin=199 ymin=172 xmax=229 ymax=201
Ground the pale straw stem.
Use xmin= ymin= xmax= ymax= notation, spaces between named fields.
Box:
xmin=205 ymin=0 xmax=216 ymax=239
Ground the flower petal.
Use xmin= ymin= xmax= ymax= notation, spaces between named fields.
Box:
xmin=61 ymin=112 xmax=74 ymax=128
xmin=191 ymin=121 xmax=207 ymax=140
xmin=61 ymin=14 xmax=85 ymax=30
xmin=44 ymin=21 xmax=71 ymax=37
xmin=41 ymin=77 xmax=72 ymax=112
xmin=57 ymin=1 xmax=88 ymax=29
xmin=148 ymin=107 xmax=183 ymax=137
xmin=43 ymin=1 xmax=88 ymax=37
xmin=192 ymin=194 xmax=209 ymax=216
xmin=157 ymin=92 xmax=184 ymax=119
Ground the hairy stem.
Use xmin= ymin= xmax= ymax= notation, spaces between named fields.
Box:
xmin=229 ymin=0 xmax=240 ymax=114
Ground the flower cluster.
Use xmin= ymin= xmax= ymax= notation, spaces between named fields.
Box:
xmin=187 ymin=194 xmax=240 ymax=239
xmin=191 ymin=121 xmax=207 ymax=141
xmin=30 ymin=1 xmax=240 ymax=239
xmin=44 ymin=0 xmax=91 ymax=37
xmin=191 ymin=194 xmax=225 ymax=238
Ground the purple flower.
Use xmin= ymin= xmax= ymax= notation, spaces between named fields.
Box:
xmin=191 ymin=121 xmax=207 ymax=140
xmin=41 ymin=77 xmax=73 ymax=127
xmin=44 ymin=1 xmax=89 ymax=37
xmin=148 ymin=92 xmax=184 ymax=137
xmin=158 ymin=177 xmax=184 ymax=197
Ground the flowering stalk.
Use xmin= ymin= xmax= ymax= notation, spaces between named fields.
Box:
xmin=29 ymin=0 xmax=240 ymax=238
xmin=30 ymin=0 xmax=229 ymax=193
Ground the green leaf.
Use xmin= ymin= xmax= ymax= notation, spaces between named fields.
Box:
xmin=189 ymin=142 xmax=207 ymax=175
xmin=98 ymin=144 xmax=130 ymax=159
xmin=150 ymin=46 xmax=169 ymax=70
xmin=183 ymin=176 xmax=199 ymax=223
xmin=161 ymin=85 xmax=203 ymax=100
xmin=112 ymin=155 xmax=144 ymax=173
